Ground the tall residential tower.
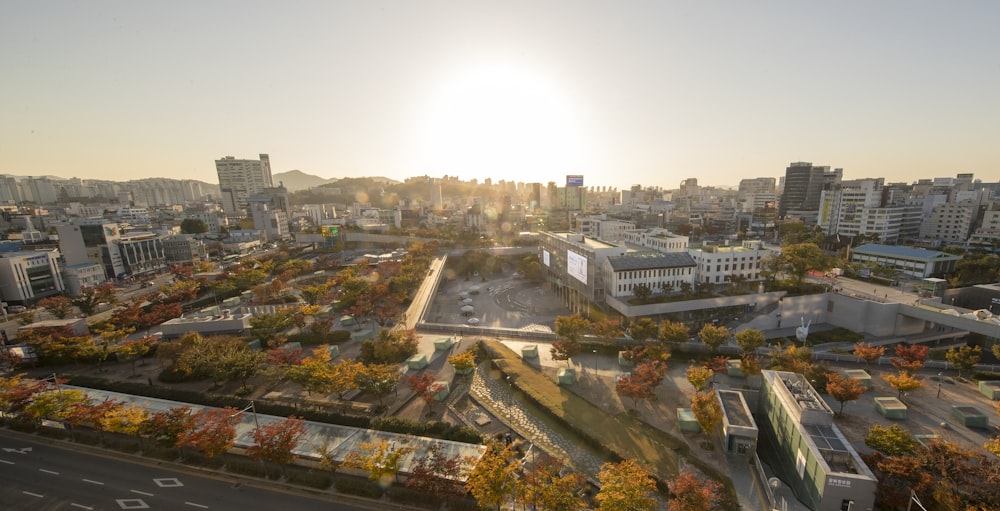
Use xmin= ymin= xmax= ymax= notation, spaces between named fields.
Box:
xmin=216 ymin=154 xmax=273 ymax=217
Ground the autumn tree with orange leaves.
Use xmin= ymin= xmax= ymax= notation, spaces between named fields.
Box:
xmin=247 ymin=416 xmax=307 ymax=477
xmin=668 ymin=471 xmax=725 ymax=511
xmin=853 ymin=342 xmax=886 ymax=371
xmin=178 ymin=407 xmax=240 ymax=459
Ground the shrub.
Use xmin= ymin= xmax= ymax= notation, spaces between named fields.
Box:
xmin=143 ymin=445 xmax=178 ymax=462
xmin=334 ymin=477 xmax=382 ymax=498
xmin=445 ymin=497 xmax=482 ymax=511
xmin=287 ymin=469 xmax=332 ymax=489
xmin=972 ymin=370 xmax=1000 ymax=382
xmin=386 ymin=487 xmax=442 ymax=509
xmin=226 ymin=458 xmax=268 ymax=478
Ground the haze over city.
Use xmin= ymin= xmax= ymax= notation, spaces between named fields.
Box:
xmin=2 ymin=1 xmax=999 ymax=187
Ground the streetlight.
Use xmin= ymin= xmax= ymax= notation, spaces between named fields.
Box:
xmin=937 ymin=372 xmax=943 ymax=399
xmin=235 ymin=400 xmax=260 ymax=431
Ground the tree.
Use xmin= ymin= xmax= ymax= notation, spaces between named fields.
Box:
xmin=853 ymin=342 xmax=886 ymax=370
xmin=404 ymin=443 xmax=467 ymax=498
xmin=180 ymin=218 xmax=209 ymax=234
xmin=142 ymin=406 xmax=196 ymax=448
xmin=944 ymin=345 xmax=981 ymax=379
xmin=25 ymin=388 xmax=88 ymax=422
xmin=355 ymin=363 xmax=400 ymax=407
xmin=865 ymin=424 xmax=920 ymax=457
xmin=448 ymin=350 xmax=476 ymax=380
xmin=615 ymin=360 xmax=667 ymax=409
xmin=890 ymin=344 xmax=929 ymax=374
xmin=627 ymin=317 xmax=658 ymax=342
xmin=0 ymin=375 xmax=51 ymax=416
xmin=344 ymin=438 xmax=415 ymax=485
xmin=178 ymin=407 xmax=240 ymax=459
xmin=554 ymin=314 xmax=591 ymax=342
xmin=249 ymin=310 xmax=296 ymax=348
xmin=632 ymin=284 xmax=652 ymax=302
xmin=550 ymin=338 xmax=581 ymax=367
xmin=883 ymin=372 xmax=923 ymax=399
xmin=733 ymin=328 xmax=766 ymax=354
xmin=465 ymin=442 xmax=521 ymax=511
xmin=685 ymin=365 xmax=714 ymax=391
xmin=690 ymin=391 xmax=723 ymax=437
xmin=247 ymin=416 xmax=308 ymax=477
xmin=520 ymin=457 xmax=587 ymax=511
xmin=825 ymin=373 xmax=866 ymax=416
xmin=118 ymin=337 xmax=156 ymax=377
xmin=592 ymin=319 xmax=623 ymax=340
xmin=299 ymin=283 xmax=332 ymax=306
xmin=740 ymin=353 xmax=762 ymax=377
xmin=68 ymin=398 xmax=122 ymax=443
xmin=72 ymin=283 xmax=117 ymax=315
xmin=92 ymin=324 xmax=134 ymax=373
xmin=359 ymin=329 xmax=419 ymax=364
xmin=668 ymin=471 xmax=724 ymax=511
xmin=407 ymin=371 xmax=446 ymax=415
xmin=768 ymin=343 xmax=813 ymax=374
xmin=594 ymin=459 xmax=657 ymax=511
xmin=100 ymin=403 xmax=149 ymax=446
xmin=658 ymin=320 xmax=689 ymax=344
xmin=780 ymin=243 xmax=829 ymax=284
xmin=698 ymin=324 xmax=730 ymax=353
xmin=38 ymin=296 xmax=75 ymax=319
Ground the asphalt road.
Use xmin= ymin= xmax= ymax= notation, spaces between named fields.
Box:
xmin=0 ymin=429 xmax=380 ymax=511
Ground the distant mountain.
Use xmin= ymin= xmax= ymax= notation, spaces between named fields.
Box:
xmin=272 ymin=170 xmax=338 ymax=192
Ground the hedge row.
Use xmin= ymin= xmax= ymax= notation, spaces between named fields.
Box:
xmin=61 ymin=374 xmax=482 ymax=443
xmin=370 ymin=417 xmax=482 ymax=444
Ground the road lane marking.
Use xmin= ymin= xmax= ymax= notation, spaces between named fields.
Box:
xmin=39 ymin=468 xmax=60 ymax=475
xmin=82 ymin=478 xmax=105 ymax=485
xmin=185 ymin=502 xmax=208 ymax=509
xmin=23 ymin=491 xmax=44 ymax=498
xmin=71 ymin=504 xmax=93 ymax=510
xmin=0 ymin=459 xmax=14 ymax=465
xmin=130 ymin=490 xmax=154 ymax=496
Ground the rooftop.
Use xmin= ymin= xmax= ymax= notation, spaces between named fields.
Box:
xmin=852 ymin=243 xmax=961 ymax=261
xmin=606 ymin=251 xmax=696 ymax=271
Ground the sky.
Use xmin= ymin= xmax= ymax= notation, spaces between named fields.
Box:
xmin=2 ymin=1 xmax=999 ymax=189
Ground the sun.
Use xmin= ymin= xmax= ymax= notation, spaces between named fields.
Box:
xmin=416 ymin=63 xmax=586 ymax=183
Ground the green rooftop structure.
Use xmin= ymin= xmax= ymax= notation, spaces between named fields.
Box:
xmin=874 ymin=397 xmax=907 ymax=420
xmin=433 ymin=337 xmax=454 ymax=351
xmin=844 ymin=369 xmax=871 ymax=390
xmin=726 ymin=359 xmax=745 ymax=378
xmin=521 ymin=345 xmax=539 ymax=359
xmin=979 ymin=381 xmax=1000 ymax=400
xmin=557 ymin=367 xmax=575 ymax=385
xmin=618 ymin=351 xmax=633 ymax=367
xmin=406 ymin=354 xmax=428 ymax=370
xmin=952 ymin=405 xmax=989 ymax=428
xmin=677 ymin=408 xmax=700 ymax=432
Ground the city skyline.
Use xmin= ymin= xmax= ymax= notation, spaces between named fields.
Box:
xmin=2 ymin=1 xmax=999 ymax=188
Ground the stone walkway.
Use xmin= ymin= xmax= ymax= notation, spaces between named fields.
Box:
xmin=468 ymin=363 xmax=607 ymax=479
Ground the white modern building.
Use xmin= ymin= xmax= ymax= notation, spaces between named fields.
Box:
xmin=602 ymin=251 xmax=697 ymax=299
xmin=622 ymin=228 xmax=689 ymax=253
xmin=0 ymin=250 xmax=65 ymax=305
xmin=688 ymin=240 xmax=767 ymax=285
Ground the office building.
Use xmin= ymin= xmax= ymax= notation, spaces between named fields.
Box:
xmin=0 ymin=250 xmax=65 ymax=305
xmin=757 ymin=370 xmax=876 ymax=511
xmin=780 ymin=162 xmax=842 ymax=222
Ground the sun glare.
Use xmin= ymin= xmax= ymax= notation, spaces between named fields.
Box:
xmin=417 ymin=63 xmax=586 ymax=183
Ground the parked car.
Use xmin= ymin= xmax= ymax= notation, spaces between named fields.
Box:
xmin=7 ymin=305 xmax=26 ymax=313
xmin=140 ymin=281 xmax=154 ymax=288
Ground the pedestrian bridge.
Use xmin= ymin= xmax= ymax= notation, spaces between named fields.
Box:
xmin=898 ymin=302 xmax=1000 ymax=339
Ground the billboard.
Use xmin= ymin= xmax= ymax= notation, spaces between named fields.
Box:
xmin=542 ymin=250 xmax=550 ymax=267
xmin=566 ymin=175 xmax=584 ymax=187
xmin=322 ymin=225 xmax=340 ymax=239
xmin=567 ymin=250 xmax=587 ymax=284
